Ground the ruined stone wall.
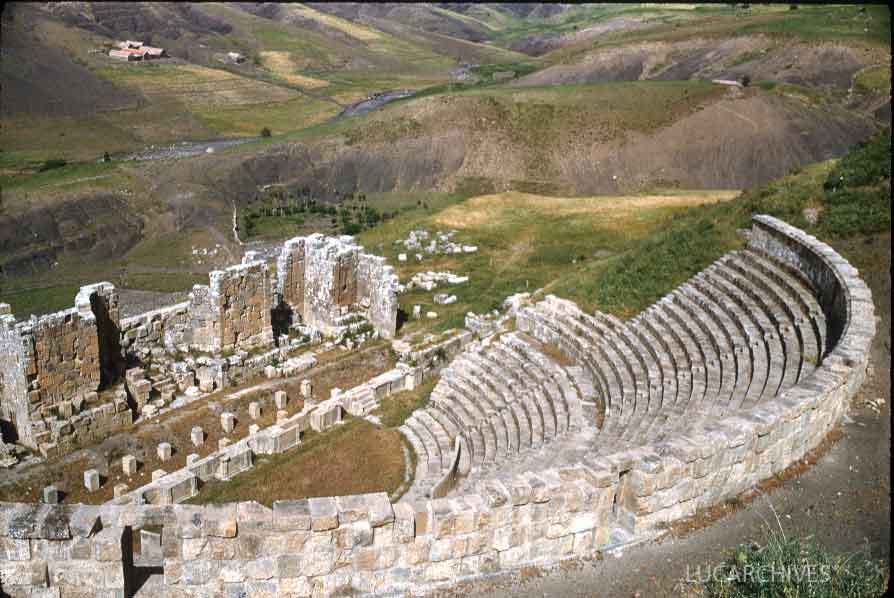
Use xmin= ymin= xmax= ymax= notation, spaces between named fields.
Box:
xmin=212 ymin=261 xmax=275 ymax=352
xmin=119 ymin=301 xmax=190 ymax=359
xmin=0 ymin=218 xmax=875 ymax=597
xmin=23 ymin=308 xmax=100 ymax=408
xmin=121 ymin=262 xmax=275 ymax=359
xmin=358 ymin=254 xmax=399 ymax=339
xmin=0 ymin=284 xmax=130 ymax=451
xmin=77 ymin=283 xmax=122 ymax=386
xmin=0 ymin=307 xmax=31 ymax=446
xmin=278 ymin=234 xmax=398 ymax=339
xmin=184 ymin=284 xmax=221 ymax=353
xmin=277 ymin=237 xmax=307 ymax=317
xmin=302 ymin=234 xmax=357 ymax=336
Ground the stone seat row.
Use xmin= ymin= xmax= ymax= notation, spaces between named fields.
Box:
xmin=400 ymin=247 xmax=828 ymax=497
xmin=399 ymin=331 xmax=587 ymax=491
xmin=516 ymin=249 xmax=827 ymax=448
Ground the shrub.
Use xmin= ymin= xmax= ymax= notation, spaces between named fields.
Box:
xmin=825 ymin=133 xmax=891 ymax=190
xmin=38 ymin=159 xmax=67 ymax=172
xmin=260 ymin=127 xmax=272 ymax=138
xmin=741 ymin=74 xmax=751 ymax=87
xmin=703 ymin=527 xmax=888 ymax=597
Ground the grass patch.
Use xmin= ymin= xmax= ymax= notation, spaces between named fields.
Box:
xmin=736 ymin=4 xmax=891 ymax=45
xmin=358 ymin=189 xmax=738 ymax=332
xmin=0 ymin=159 xmax=125 ymax=193
xmin=567 ymin=131 xmax=891 ymax=317
xmin=258 ymin=51 xmax=331 ymax=89
xmin=188 ymin=418 xmax=406 ymax=506
xmin=374 ymin=379 xmax=436 ymax=429
xmin=756 ymin=80 xmax=829 ymax=105
xmin=703 ymin=526 xmax=888 ymax=597
xmin=124 ymin=229 xmax=222 ymax=270
xmin=191 ymin=96 xmax=338 ymax=138
xmin=0 ymin=284 xmax=83 ymax=318
xmin=0 ymin=114 xmax=143 ymax=161
xmin=854 ymin=65 xmax=891 ymax=95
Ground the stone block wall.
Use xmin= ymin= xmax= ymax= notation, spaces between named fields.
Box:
xmin=183 ymin=284 xmax=220 ymax=352
xmin=213 ymin=261 xmax=275 ymax=352
xmin=0 ymin=307 xmax=30 ymax=446
xmin=277 ymin=237 xmax=307 ymax=319
xmin=358 ymin=254 xmax=399 ymax=339
xmin=119 ymin=261 xmax=275 ymax=357
xmin=278 ymin=234 xmax=399 ymax=339
xmin=0 ymin=284 xmax=121 ymax=449
xmin=119 ymin=301 xmax=190 ymax=359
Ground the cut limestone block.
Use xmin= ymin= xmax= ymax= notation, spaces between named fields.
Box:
xmin=191 ymin=426 xmax=204 ymax=447
xmin=141 ymin=530 xmax=163 ymax=561
xmin=152 ymin=469 xmax=167 ymax=482
xmin=221 ymin=412 xmax=236 ymax=434
xmin=249 ymin=402 xmax=261 ymax=420
xmin=274 ymin=391 xmax=288 ymax=410
xmin=219 ymin=438 xmax=231 ymax=451
xmin=249 ymin=424 xmax=260 ymax=435
xmin=186 ymin=454 xmax=200 ymax=467
xmin=114 ymin=484 xmax=128 ymax=499
xmin=157 ymin=443 xmax=172 ymax=462
xmin=300 ymin=379 xmax=312 ymax=399
xmin=122 ymin=455 xmax=138 ymax=476
xmin=42 ymin=486 xmax=59 ymax=504
xmin=277 ymin=410 xmax=288 ymax=424
xmin=84 ymin=469 xmax=100 ymax=492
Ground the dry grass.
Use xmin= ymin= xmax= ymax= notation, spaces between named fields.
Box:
xmin=0 ymin=345 xmax=396 ymax=505
xmin=260 ymin=51 xmax=331 ymax=89
xmin=286 ymin=4 xmax=383 ymax=42
xmin=434 ymin=190 xmax=740 ymax=228
xmin=190 ymin=418 xmax=406 ymax=506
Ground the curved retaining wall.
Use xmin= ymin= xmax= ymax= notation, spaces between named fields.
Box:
xmin=0 ymin=216 xmax=875 ymax=597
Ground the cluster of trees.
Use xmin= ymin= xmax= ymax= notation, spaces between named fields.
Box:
xmin=243 ymin=187 xmax=395 ymax=237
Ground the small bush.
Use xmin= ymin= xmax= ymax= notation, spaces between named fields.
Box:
xmin=260 ymin=127 xmax=272 ymax=138
xmin=703 ymin=528 xmax=888 ymax=597
xmin=38 ymin=159 xmax=67 ymax=172
xmin=741 ymin=74 xmax=752 ymax=87
xmin=825 ymin=134 xmax=891 ymax=190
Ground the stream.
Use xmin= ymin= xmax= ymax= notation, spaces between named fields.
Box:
xmin=121 ymin=90 xmax=416 ymax=162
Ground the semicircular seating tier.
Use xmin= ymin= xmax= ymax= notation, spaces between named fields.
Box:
xmin=0 ymin=216 xmax=876 ymax=598
xmin=399 ymin=216 xmax=850 ymax=500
